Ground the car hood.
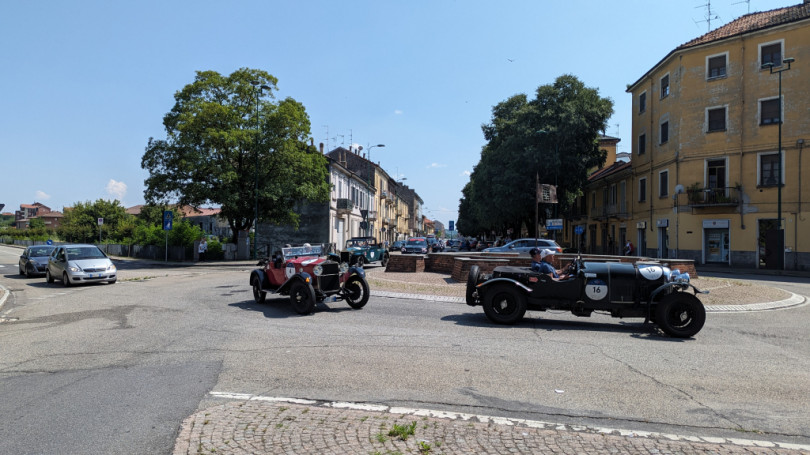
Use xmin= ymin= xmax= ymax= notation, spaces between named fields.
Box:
xmin=70 ymin=259 xmax=113 ymax=269
xmin=345 ymin=247 xmax=364 ymax=253
xmin=30 ymin=257 xmax=51 ymax=265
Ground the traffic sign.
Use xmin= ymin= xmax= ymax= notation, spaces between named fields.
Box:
xmin=163 ymin=211 xmax=173 ymax=231
xmin=574 ymin=225 xmax=584 ymax=235
xmin=546 ymin=218 xmax=563 ymax=231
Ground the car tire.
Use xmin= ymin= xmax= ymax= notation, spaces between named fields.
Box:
xmin=344 ymin=275 xmax=370 ymax=309
xmin=251 ymin=275 xmax=266 ymax=303
xmin=356 ymin=256 xmax=365 ymax=268
xmin=19 ymin=264 xmax=25 ymax=275
xmin=381 ymin=253 xmax=389 ymax=267
xmin=46 ymin=269 xmax=54 ymax=284
xmin=465 ymin=265 xmax=480 ymax=306
xmin=108 ymin=279 xmax=117 ymax=284
xmin=62 ymin=272 xmax=71 ymax=287
xmin=289 ymin=281 xmax=316 ymax=314
xmin=482 ymin=284 xmax=526 ymax=325
xmin=655 ymin=293 xmax=706 ymax=338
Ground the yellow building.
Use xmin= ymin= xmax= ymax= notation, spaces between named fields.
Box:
xmin=625 ymin=2 xmax=810 ymax=270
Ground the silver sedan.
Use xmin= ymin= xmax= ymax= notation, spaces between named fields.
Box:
xmin=46 ymin=244 xmax=117 ymax=286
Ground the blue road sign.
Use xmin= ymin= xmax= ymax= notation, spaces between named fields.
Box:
xmin=163 ymin=210 xmax=173 ymax=231
xmin=46 ymin=239 xmax=53 ymax=245
xmin=574 ymin=225 xmax=584 ymax=235
xmin=449 ymin=220 xmax=454 ymax=231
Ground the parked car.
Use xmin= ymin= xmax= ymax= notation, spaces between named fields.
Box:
xmin=483 ymin=238 xmax=562 ymax=254
xmin=19 ymin=245 xmax=56 ymax=277
xmin=427 ymin=238 xmax=444 ymax=252
xmin=465 ymin=256 xmax=706 ymax=338
xmin=340 ymin=236 xmax=389 ymax=267
xmin=401 ymin=237 xmax=429 ymax=254
xmin=46 ymin=244 xmax=117 ymax=286
xmin=249 ymin=243 xmax=369 ymax=314
xmin=390 ymin=240 xmax=405 ymax=251
xmin=445 ymin=239 xmax=461 ymax=252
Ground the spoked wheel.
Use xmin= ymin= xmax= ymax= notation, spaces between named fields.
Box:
xmin=289 ymin=281 xmax=316 ymax=314
xmin=465 ymin=265 xmax=480 ymax=306
xmin=655 ymin=293 xmax=706 ymax=338
xmin=343 ymin=275 xmax=370 ymax=309
xmin=482 ymin=284 xmax=526 ymax=325
xmin=355 ymin=256 xmax=365 ymax=268
xmin=251 ymin=276 xmax=266 ymax=303
xmin=381 ymin=253 xmax=389 ymax=268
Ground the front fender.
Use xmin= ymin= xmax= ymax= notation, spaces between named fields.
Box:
xmin=278 ymin=272 xmax=314 ymax=294
xmin=343 ymin=266 xmax=365 ymax=280
xmin=477 ymin=277 xmax=533 ymax=294
xmin=650 ymin=282 xmax=708 ymax=303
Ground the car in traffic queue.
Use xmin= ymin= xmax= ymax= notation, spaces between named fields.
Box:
xmin=401 ymin=237 xmax=429 ymax=254
xmin=465 ymin=255 xmax=707 ymax=338
xmin=389 ymin=240 xmax=405 ymax=251
xmin=250 ymin=243 xmax=370 ymax=314
xmin=46 ymin=244 xmax=117 ymax=286
xmin=340 ymin=236 xmax=389 ymax=267
xmin=483 ymin=238 xmax=562 ymax=255
xmin=19 ymin=244 xmax=56 ymax=277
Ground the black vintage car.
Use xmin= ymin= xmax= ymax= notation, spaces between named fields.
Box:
xmin=465 ymin=256 xmax=707 ymax=338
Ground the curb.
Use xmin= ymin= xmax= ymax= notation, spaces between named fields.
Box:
xmin=370 ymin=289 xmax=808 ymax=313
xmin=0 ymin=283 xmax=8 ymax=313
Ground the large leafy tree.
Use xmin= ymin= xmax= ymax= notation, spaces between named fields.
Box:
xmin=458 ymin=75 xmax=613 ymax=238
xmin=142 ymin=68 xmax=330 ymax=243
xmin=58 ymin=199 xmax=130 ymax=243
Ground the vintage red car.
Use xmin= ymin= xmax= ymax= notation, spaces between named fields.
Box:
xmin=249 ymin=244 xmax=370 ymax=314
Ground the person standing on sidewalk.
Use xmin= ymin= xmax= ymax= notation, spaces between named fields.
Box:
xmin=198 ymin=237 xmax=208 ymax=262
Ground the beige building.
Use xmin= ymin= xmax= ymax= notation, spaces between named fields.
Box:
xmin=623 ymin=2 xmax=810 ymax=270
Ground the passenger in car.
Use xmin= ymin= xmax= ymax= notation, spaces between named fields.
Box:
xmin=530 ymin=248 xmax=570 ymax=280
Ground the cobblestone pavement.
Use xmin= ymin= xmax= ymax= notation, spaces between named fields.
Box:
xmin=174 ymin=397 xmax=810 ymax=454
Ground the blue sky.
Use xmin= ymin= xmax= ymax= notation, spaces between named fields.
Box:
xmin=0 ymin=0 xmax=796 ymax=225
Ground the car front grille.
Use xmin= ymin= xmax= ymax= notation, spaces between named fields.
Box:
xmin=317 ymin=262 xmax=340 ymax=292
xmin=83 ymin=267 xmax=106 ymax=273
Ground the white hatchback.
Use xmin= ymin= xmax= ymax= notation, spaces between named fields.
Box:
xmin=46 ymin=244 xmax=117 ymax=286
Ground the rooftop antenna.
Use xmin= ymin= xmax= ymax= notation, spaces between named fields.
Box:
xmin=322 ymin=125 xmax=330 ymax=150
xmin=337 ymin=134 xmax=345 ymax=147
xmin=732 ymin=0 xmax=751 ymax=14
xmin=695 ymin=0 xmax=721 ymax=33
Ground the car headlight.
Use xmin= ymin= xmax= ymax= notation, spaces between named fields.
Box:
xmin=107 ymin=264 xmax=116 ymax=271
xmin=69 ymin=266 xmax=81 ymax=272
xmin=313 ymin=264 xmax=323 ymax=276
xmin=339 ymin=262 xmax=349 ymax=274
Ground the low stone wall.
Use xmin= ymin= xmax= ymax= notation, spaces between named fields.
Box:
xmin=386 ymin=251 xmax=698 ymax=282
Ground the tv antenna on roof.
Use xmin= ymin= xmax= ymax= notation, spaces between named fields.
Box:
xmin=695 ymin=0 xmax=721 ymax=32
xmin=732 ymin=0 xmax=751 ymax=14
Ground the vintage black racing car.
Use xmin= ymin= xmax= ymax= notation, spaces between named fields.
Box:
xmin=465 ymin=256 xmax=707 ymax=338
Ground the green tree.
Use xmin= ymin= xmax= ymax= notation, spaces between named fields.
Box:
xmin=58 ymin=199 xmax=130 ymax=243
xmin=28 ymin=218 xmax=46 ymax=230
xmin=458 ymin=75 xmax=613 ymax=238
xmin=142 ymin=68 xmax=330 ymax=244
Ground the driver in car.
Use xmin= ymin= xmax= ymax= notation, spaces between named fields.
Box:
xmin=530 ymin=248 xmax=570 ymax=280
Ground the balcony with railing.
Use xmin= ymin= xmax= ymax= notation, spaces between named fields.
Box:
xmin=685 ymin=187 xmax=740 ymax=208
xmin=366 ymin=210 xmax=378 ymax=221
xmin=336 ymin=198 xmax=353 ymax=215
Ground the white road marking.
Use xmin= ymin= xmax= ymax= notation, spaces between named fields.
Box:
xmin=208 ymin=392 xmax=810 ymax=450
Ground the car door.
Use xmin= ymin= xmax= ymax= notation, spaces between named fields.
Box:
xmin=49 ymin=247 xmax=67 ymax=276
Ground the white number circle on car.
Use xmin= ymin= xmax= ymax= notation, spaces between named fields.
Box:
xmin=370 ymin=252 xmax=375 ymax=258
xmin=638 ymin=266 xmax=663 ymax=280
xmin=585 ymin=279 xmax=608 ymax=300
xmin=285 ymin=263 xmax=295 ymax=278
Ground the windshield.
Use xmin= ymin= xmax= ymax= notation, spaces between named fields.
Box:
xmin=346 ymin=239 xmax=373 ymax=248
xmin=66 ymin=246 xmax=106 ymax=260
xmin=282 ymin=245 xmax=323 ymax=259
xmin=29 ymin=246 xmax=55 ymax=257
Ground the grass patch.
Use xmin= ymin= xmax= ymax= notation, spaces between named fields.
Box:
xmin=388 ymin=421 xmax=417 ymax=440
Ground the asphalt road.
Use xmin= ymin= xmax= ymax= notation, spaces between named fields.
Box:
xmin=1 ymin=244 xmax=809 ymax=454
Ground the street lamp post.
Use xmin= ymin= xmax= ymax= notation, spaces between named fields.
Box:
xmin=765 ymin=57 xmax=794 ymax=271
xmin=366 ymin=143 xmax=385 ymax=238
xmin=251 ymin=80 xmax=271 ymax=260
